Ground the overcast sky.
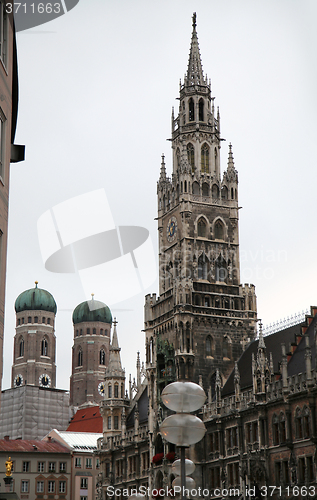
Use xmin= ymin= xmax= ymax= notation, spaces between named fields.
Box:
xmin=3 ymin=0 xmax=317 ymax=391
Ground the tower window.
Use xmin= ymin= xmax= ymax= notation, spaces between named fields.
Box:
xmin=202 ymin=183 xmax=209 ymax=196
xmin=176 ymin=148 xmax=180 ymax=169
xmin=223 ymin=337 xmax=229 ymax=358
xmin=78 ymin=350 xmax=83 ymax=367
xmin=108 ymin=385 xmax=112 ymax=398
xmin=100 ymin=349 xmax=106 ymax=365
xmin=100 ymin=328 xmax=103 ymax=335
xmin=17 ymin=318 xmax=20 ymax=326
xmin=107 ymin=416 xmax=111 ymax=429
xmin=198 ymin=254 xmax=208 ymax=280
xmin=93 ymin=328 xmax=96 ymax=335
xmin=206 ymin=335 xmax=213 ymax=356
xmin=121 ymin=384 xmax=124 ymax=398
xmin=114 ymin=415 xmax=119 ymax=429
xmin=187 ymin=143 xmax=195 ymax=172
xmin=198 ymin=218 xmax=206 ymax=237
xmin=28 ymin=316 xmax=31 ymax=323
xmin=114 ymin=384 xmax=119 ymax=398
xmin=221 ymin=186 xmax=228 ymax=200
xmin=192 ymin=181 xmax=200 ymax=195
xmin=21 ymin=317 xmax=24 ymax=324
xmin=214 ymin=220 xmax=224 ymax=240
xmin=87 ymin=328 xmax=90 ymax=335
xmin=201 ymin=144 xmax=209 ymax=173
xmin=41 ymin=339 xmax=48 ymax=356
xmin=19 ymin=339 xmax=24 ymax=357
xmin=42 ymin=317 xmax=45 ymax=323
xmin=34 ymin=316 xmax=38 ymax=323
xmin=189 ymin=98 xmax=194 ymax=121
xmin=47 ymin=318 xmax=51 ymax=325
xmin=199 ymin=99 xmax=204 ymax=121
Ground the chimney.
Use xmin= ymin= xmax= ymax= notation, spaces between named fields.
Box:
xmin=4 ymin=435 xmax=9 ymax=441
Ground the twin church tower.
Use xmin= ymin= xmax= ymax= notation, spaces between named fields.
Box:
xmin=2 ymin=13 xmax=257 ymax=439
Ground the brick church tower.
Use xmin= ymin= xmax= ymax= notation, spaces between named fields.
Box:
xmin=144 ymin=13 xmax=257 ymax=402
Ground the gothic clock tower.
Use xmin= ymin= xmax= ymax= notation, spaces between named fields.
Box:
xmin=145 ymin=14 xmax=257 ymax=400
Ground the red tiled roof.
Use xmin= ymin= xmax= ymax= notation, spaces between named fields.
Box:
xmin=0 ymin=438 xmax=69 ymax=454
xmin=67 ymin=406 xmax=102 ymax=433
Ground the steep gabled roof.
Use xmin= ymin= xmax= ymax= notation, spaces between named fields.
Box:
xmin=67 ymin=406 xmax=102 ymax=433
xmin=126 ymin=386 xmax=148 ymax=428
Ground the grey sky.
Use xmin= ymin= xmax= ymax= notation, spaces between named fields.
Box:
xmin=3 ymin=0 xmax=317 ymax=391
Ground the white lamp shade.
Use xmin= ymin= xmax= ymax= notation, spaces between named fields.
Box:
xmin=160 ymin=414 xmax=206 ymax=446
xmin=172 ymin=476 xmax=196 ymax=489
xmin=172 ymin=458 xmax=195 ymax=476
xmin=161 ymin=381 xmax=206 ymax=413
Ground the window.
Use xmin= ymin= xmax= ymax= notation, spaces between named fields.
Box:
xmin=114 ymin=384 xmax=119 ymax=398
xmin=210 ymin=467 xmax=221 ymax=488
xmin=81 ymin=497 xmax=88 ymax=500
xmin=59 ymin=462 xmax=66 ymax=472
xmin=38 ymin=461 xmax=45 ymax=473
xmin=100 ymin=349 xmax=106 ymax=365
xmin=214 ymin=220 xmax=224 ymax=240
xmin=187 ymin=143 xmax=195 ymax=172
xmin=41 ymin=338 xmax=48 ymax=356
xmin=28 ymin=316 xmax=31 ymax=323
xmin=42 ymin=317 xmax=45 ymax=323
xmin=201 ymin=143 xmax=209 ymax=173
xmin=272 ymin=414 xmax=279 ymax=445
xmin=48 ymin=462 xmax=56 ymax=473
xmin=0 ymin=3 xmax=7 ymax=66
xmin=121 ymin=384 xmax=124 ymax=398
xmin=298 ymin=457 xmax=305 ymax=484
xmin=17 ymin=318 xmax=20 ymax=326
xmin=21 ymin=317 xmax=24 ymax=324
xmin=48 ymin=480 xmax=55 ymax=493
xmin=114 ymin=415 xmax=119 ymax=429
xmin=199 ymin=99 xmax=204 ymax=121
xmin=78 ymin=349 xmax=83 ymax=367
xmin=86 ymin=327 xmax=90 ymax=334
xmin=197 ymin=218 xmax=206 ymax=237
xmin=75 ymin=457 xmax=81 ymax=468
xmin=37 ymin=481 xmax=44 ymax=493
xmin=47 ymin=317 xmax=51 ymax=325
xmin=34 ymin=316 xmax=38 ymax=323
xmin=210 ymin=431 xmax=219 ymax=453
xmin=226 ymin=427 xmax=238 ymax=449
xmin=59 ymin=481 xmax=66 ymax=493
xmin=96 ymin=458 xmax=100 ymax=469
xmin=206 ymin=336 xmax=212 ymax=356
xmin=246 ymin=421 xmax=258 ymax=444
xmin=86 ymin=457 xmax=92 ymax=469
xmin=19 ymin=339 xmax=24 ymax=357
xmin=22 ymin=461 xmax=29 ymax=472
xmin=21 ymin=480 xmax=29 ymax=493
xmin=198 ymin=253 xmax=207 ymax=280
xmin=307 ymin=456 xmax=314 ymax=483
xmin=108 ymin=416 xmax=111 ymax=429
xmin=188 ymin=98 xmax=194 ymax=121
xmin=227 ymin=463 xmax=239 ymax=486
xmin=93 ymin=328 xmax=96 ymax=334
xmin=81 ymin=477 xmax=88 ymax=489
xmin=108 ymin=384 xmax=112 ymax=398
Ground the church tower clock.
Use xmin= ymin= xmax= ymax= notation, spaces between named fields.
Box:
xmin=145 ymin=14 xmax=257 ymax=398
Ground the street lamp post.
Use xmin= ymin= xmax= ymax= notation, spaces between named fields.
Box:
xmin=160 ymin=381 xmax=206 ymax=500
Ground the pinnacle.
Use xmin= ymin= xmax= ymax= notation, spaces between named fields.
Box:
xmin=227 ymin=143 xmax=235 ymax=169
xmin=186 ymin=12 xmax=204 ymax=86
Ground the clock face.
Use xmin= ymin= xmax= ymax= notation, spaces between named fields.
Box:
xmin=166 ymin=216 xmax=178 ymax=243
xmin=39 ymin=374 xmax=51 ymax=388
xmin=14 ymin=374 xmax=23 ymax=387
xmin=98 ymin=381 xmax=105 ymax=396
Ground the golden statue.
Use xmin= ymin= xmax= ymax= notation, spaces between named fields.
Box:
xmin=5 ymin=457 xmax=13 ymax=476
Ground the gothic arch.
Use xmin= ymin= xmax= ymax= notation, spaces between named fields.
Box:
xmin=221 ymin=185 xmax=228 ymax=200
xmin=199 ymin=98 xmax=204 ymax=121
xmin=19 ymin=337 xmax=24 ymax=357
xmin=192 ymin=181 xmax=199 ymax=195
xmin=212 ymin=183 xmax=219 ymax=199
xmin=213 ymin=218 xmax=226 ymax=240
xmin=202 ymin=182 xmax=209 ymax=196
xmin=187 ymin=143 xmax=195 ymax=172
xmin=196 ymin=215 xmax=209 ymax=238
xmin=198 ymin=253 xmax=208 ymax=280
xmin=77 ymin=348 xmax=83 ymax=367
xmin=215 ymin=253 xmax=227 ymax=283
xmin=41 ymin=337 xmax=49 ymax=357
xmin=223 ymin=335 xmax=231 ymax=359
xmin=201 ymin=143 xmax=209 ymax=173
xmin=188 ymin=98 xmax=194 ymax=121
xmin=206 ymin=335 xmax=213 ymax=356
xmin=99 ymin=348 xmax=106 ymax=365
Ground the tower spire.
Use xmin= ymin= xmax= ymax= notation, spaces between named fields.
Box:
xmin=186 ymin=12 xmax=204 ymax=86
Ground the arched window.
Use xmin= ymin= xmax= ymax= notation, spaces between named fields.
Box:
xmin=34 ymin=316 xmax=38 ymax=323
xmin=78 ymin=349 xmax=83 ymax=367
xmin=212 ymin=184 xmax=219 ymax=199
xmin=87 ymin=328 xmax=90 ymax=335
xmin=108 ymin=384 xmax=112 ymax=398
xmin=114 ymin=384 xmax=119 ymax=398
xmin=204 ymin=296 xmax=210 ymax=307
xmin=100 ymin=349 xmax=106 ymax=365
xmin=28 ymin=316 xmax=31 ymax=323
xmin=192 ymin=181 xmax=199 ymax=195
xmin=199 ymin=98 xmax=204 ymax=121
xmin=184 ymin=180 xmax=187 ymax=193
xmin=47 ymin=318 xmax=51 ymax=325
xmin=198 ymin=218 xmax=206 ymax=237
xmin=121 ymin=384 xmax=124 ymax=398
xmin=214 ymin=220 xmax=224 ymax=240
xmin=100 ymin=329 xmax=104 ymax=335
xmin=198 ymin=254 xmax=208 ymax=280
xmin=231 ymin=187 xmax=234 ymax=199
xmin=215 ymin=254 xmax=227 ymax=282
xmin=93 ymin=328 xmax=96 ymax=335
xmin=272 ymin=414 xmax=279 ymax=445
xmin=201 ymin=144 xmax=209 ymax=173
xmin=221 ymin=186 xmax=228 ymax=200
xmin=206 ymin=335 xmax=213 ymax=356
xmin=202 ymin=183 xmax=209 ymax=196
xmin=41 ymin=339 xmax=48 ymax=356
xmin=279 ymin=412 xmax=286 ymax=443
xmin=303 ymin=406 xmax=310 ymax=438
xmin=42 ymin=317 xmax=45 ymax=324
xmin=19 ymin=339 xmax=24 ymax=357
xmin=223 ymin=337 xmax=229 ymax=358
xmin=187 ymin=143 xmax=195 ymax=172
xmin=295 ymin=407 xmax=303 ymax=439
xmin=189 ymin=98 xmax=194 ymax=121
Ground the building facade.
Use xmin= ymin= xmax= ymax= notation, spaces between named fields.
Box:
xmin=0 ymin=0 xmax=25 ymax=405
xmin=0 ymin=436 xmax=71 ymax=499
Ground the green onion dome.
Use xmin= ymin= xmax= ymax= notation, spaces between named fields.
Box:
xmin=72 ymin=296 xmax=112 ymax=325
xmin=15 ymin=282 xmax=57 ymax=314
